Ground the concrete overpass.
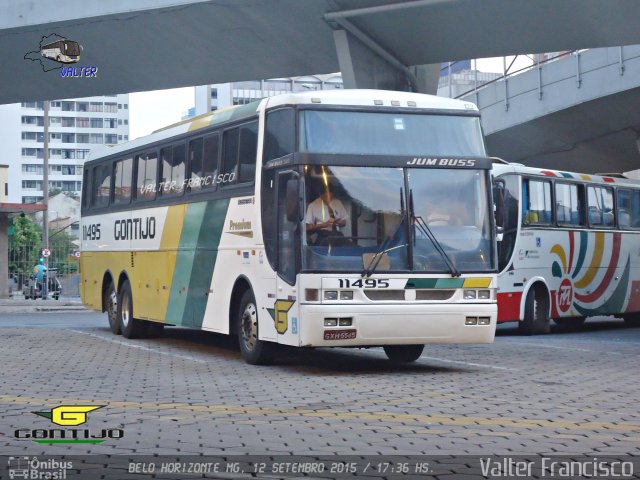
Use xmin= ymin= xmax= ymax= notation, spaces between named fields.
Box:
xmin=5 ymin=1 xmax=640 ymax=104
xmin=460 ymin=45 xmax=640 ymax=174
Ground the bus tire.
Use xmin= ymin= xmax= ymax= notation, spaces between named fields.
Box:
xmin=519 ymin=287 xmax=550 ymax=335
xmin=383 ymin=345 xmax=424 ymax=363
xmin=237 ymin=289 xmax=274 ymax=365
xmin=105 ymin=281 xmax=120 ymax=335
xmin=118 ymin=280 xmax=145 ymax=339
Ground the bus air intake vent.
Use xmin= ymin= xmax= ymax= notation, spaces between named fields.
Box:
xmin=416 ymin=289 xmax=455 ymax=301
xmin=364 ymin=290 xmax=405 ymax=301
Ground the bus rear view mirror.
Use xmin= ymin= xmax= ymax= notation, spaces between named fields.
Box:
xmin=493 ymin=178 xmax=506 ymax=231
xmin=286 ymin=178 xmax=303 ymax=222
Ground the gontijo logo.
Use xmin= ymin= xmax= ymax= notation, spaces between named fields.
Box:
xmin=14 ymin=405 xmax=124 ymax=444
xmin=33 ymin=405 xmax=102 ymax=426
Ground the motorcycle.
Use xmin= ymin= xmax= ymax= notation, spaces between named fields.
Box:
xmin=23 ymin=268 xmax=62 ymax=300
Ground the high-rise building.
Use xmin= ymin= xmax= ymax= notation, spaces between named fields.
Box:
xmin=193 ymin=74 xmax=343 ymax=115
xmin=0 ymin=94 xmax=129 ymax=205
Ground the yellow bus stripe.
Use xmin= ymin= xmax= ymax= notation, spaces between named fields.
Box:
xmin=462 ymin=278 xmax=492 ymax=288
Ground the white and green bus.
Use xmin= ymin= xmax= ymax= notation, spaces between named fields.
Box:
xmin=80 ymin=90 xmax=498 ymax=364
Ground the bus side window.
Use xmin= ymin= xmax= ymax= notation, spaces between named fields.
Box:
xmin=160 ymin=144 xmax=185 ymax=196
xmin=617 ymin=188 xmax=640 ymax=229
xmin=263 ymin=108 xmax=295 ymax=163
xmin=92 ymin=164 xmax=111 ymax=208
xmin=135 ymin=151 xmax=158 ymax=201
xmin=588 ymin=185 xmax=614 ymax=228
xmin=238 ymin=122 xmax=258 ymax=183
xmin=113 ymin=157 xmax=133 ymax=205
xmin=221 ymin=128 xmax=239 ymax=186
xmin=522 ymin=179 xmax=552 ymax=225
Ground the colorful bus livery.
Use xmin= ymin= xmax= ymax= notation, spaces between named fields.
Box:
xmin=41 ymin=39 xmax=80 ymax=64
xmin=493 ymin=161 xmax=640 ymax=334
xmin=81 ymin=90 xmax=499 ymax=365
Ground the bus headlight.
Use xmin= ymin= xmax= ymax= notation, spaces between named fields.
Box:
xmin=463 ymin=290 xmax=477 ymax=300
xmin=478 ymin=290 xmax=491 ymax=299
xmin=324 ymin=290 xmax=338 ymax=301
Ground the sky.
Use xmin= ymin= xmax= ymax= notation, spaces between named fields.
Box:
xmin=128 ymin=86 xmax=195 ymax=140
xmin=127 ymin=56 xmax=534 ymax=141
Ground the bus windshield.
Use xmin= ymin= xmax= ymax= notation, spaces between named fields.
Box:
xmin=299 ymin=110 xmax=486 ymax=157
xmin=303 ymin=166 xmax=494 ymax=273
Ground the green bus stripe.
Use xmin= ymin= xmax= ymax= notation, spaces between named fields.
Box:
xmin=188 ymin=199 xmax=229 ymax=329
xmin=166 ymin=202 xmax=208 ymax=325
xmin=405 ymin=278 xmax=465 ymax=289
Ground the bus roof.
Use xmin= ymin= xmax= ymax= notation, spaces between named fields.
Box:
xmin=492 ymin=161 xmax=640 ymax=189
xmin=86 ymin=89 xmax=479 ymax=164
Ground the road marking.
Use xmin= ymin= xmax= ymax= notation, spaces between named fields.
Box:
xmin=70 ymin=330 xmax=207 ymax=363
xmin=504 ymin=341 xmax=629 ymax=355
xmin=419 ymin=355 xmax=520 ymax=372
xmin=3 ymin=394 xmax=637 ymax=434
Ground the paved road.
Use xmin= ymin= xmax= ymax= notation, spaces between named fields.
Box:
xmin=0 ymin=311 xmax=638 ymax=474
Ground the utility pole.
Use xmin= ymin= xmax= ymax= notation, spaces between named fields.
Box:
xmin=42 ymin=100 xmax=50 ymax=297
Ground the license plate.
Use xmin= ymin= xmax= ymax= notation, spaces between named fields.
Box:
xmin=324 ymin=329 xmax=357 ymax=340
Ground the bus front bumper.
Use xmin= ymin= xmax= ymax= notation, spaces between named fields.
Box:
xmin=298 ymin=303 xmax=496 ymax=347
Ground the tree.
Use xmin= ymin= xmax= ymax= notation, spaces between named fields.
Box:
xmin=8 ymin=215 xmax=42 ymax=281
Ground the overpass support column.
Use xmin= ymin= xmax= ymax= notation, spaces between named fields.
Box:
xmin=332 ymin=28 xmax=439 ymax=94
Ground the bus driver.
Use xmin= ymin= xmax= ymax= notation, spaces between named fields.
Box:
xmin=306 ymin=189 xmax=348 ymax=245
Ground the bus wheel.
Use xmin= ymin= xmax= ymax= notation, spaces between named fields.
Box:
xmin=237 ymin=289 xmax=274 ymax=365
xmin=105 ymin=282 xmax=120 ymax=335
xmin=519 ymin=287 xmax=550 ymax=335
xmin=383 ymin=345 xmax=424 ymax=363
xmin=118 ymin=280 xmax=145 ymax=339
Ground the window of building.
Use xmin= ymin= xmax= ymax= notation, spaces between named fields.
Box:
xmin=617 ymin=188 xmax=640 ymax=229
xmin=21 ymin=132 xmax=37 ymax=141
xmin=587 ymin=185 xmax=614 ymax=228
xmin=160 ymin=144 xmax=186 ymax=196
xmin=113 ymin=157 xmax=133 ymax=205
xmin=555 ymin=182 xmax=584 ymax=226
xmin=92 ymin=164 xmax=111 ymax=207
xmin=522 ymin=179 xmax=552 ymax=225
xmin=136 ymin=151 xmax=158 ymax=201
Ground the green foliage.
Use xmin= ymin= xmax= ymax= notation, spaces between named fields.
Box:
xmin=8 ymin=216 xmax=42 ymax=277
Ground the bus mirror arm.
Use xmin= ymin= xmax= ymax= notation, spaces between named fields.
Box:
xmin=286 ymin=176 xmax=304 ymax=222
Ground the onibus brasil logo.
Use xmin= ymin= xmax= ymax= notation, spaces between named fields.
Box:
xmin=14 ymin=405 xmax=124 ymax=444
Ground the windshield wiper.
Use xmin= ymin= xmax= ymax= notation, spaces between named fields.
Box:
xmin=409 ymin=189 xmax=461 ymax=277
xmin=362 ymin=188 xmax=407 ymax=278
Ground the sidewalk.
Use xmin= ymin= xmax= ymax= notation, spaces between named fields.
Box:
xmin=0 ymin=295 xmax=86 ymax=314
